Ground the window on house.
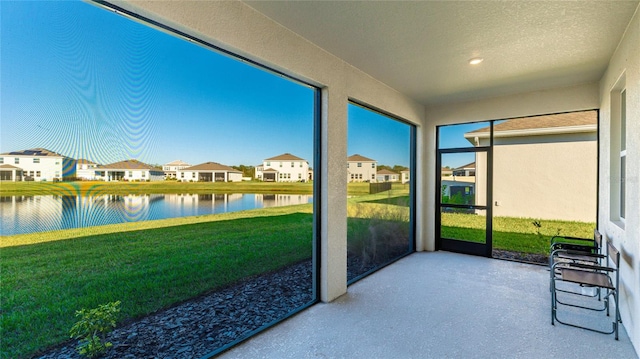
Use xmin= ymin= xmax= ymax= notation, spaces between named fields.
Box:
xmin=266 ymin=161 xmax=270 ymax=166
xmin=371 ymin=163 xmax=375 ymax=168
xmin=610 ymin=75 xmax=626 ymax=225
xmin=0 ymin=158 xmax=3 ymax=164
xmin=141 ymin=172 xmax=145 ymax=178
xmin=620 ymin=89 xmax=626 ymax=219
xmin=15 ymin=158 xmax=19 ymax=164
xmin=33 ymin=158 xmax=40 ymax=163
xmin=128 ymin=171 xmax=133 ymax=177
xmin=36 ymin=171 xmax=41 ymax=177
xmin=181 ymin=172 xmax=184 ymax=178
xmin=371 ymin=174 xmax=375 ymax=180
xmin=357 ymin=162 xmax=362 ymax=167
xmin=291 ymin=162 xmax=294 ymax=167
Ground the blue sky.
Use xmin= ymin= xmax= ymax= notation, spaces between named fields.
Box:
xmin=1 ymin=1 xmax=442 ymax=170
xmin=438 ymin=122 xmax=489 ymax=168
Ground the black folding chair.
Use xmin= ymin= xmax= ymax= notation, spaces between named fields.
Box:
xmin=550 ymin=229 xmax=601 ymax=268
xmin=551 ymin=239 xmax=621 ymax=339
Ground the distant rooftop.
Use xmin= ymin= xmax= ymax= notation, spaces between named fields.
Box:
xmin=98 ymin=160 xmax=157 ymax=170
xmin=165 ymin=160 xmax=191 ymax=166
xmin=466 ymin=110 xmax=597 ymax=136
xmin=183 ymin=162 xmax=240 ymax=172
xmin=377 ymin=169 xmax=397 ymax=175
xmin=455 ymin=162 xmax=476 ymax=170
xmin=348 ymin=154 xmax=375 ymax=162
xmin=76 ymin=159 xmax=97 ymax=165
xmin=265 ymin=153 xmax=306 ymax=161
xmin=1 ymin=148 xmax=66 ymax=157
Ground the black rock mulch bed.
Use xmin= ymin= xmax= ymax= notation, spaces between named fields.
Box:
xmin=492 ymin=249 xmax=548 ymax=265
xmin=35 ymin=250 xmax=546 ymax=359
xmin=36 ymin=260 xmax=314 ymax=359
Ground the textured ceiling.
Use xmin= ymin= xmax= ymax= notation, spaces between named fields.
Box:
xmin=244 ymin=1 xmax=639 ymax=105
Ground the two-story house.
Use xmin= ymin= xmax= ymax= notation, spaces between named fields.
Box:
xmin=255 ymin=153 xmax=310 ymax=182
xmin=347 ymin=154 xmax=377 ymax=183
xmin=0 ymin=148 xmax=76 ymax=182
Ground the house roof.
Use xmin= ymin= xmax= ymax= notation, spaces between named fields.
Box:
xmin=0 ymin=164 xmax=21 ymax=169
xmin=265 ymin=153 xmax=306 ymax=161
xmin=455 ymin=162 xmax=476 ymax=170
xmin=377 ymin=169 xmax=398 ymax=175
xmin=1 ymin=148 xmax=65 ymax=157
xmin=466 ymin=111 xmax=597 ymax=136
xmin=262 ymin=168 xmax=279 ymax=173
xmin=98 ymin=160 xmax=158 ymax=170
xmin=165 ymin=160 xmax=191 ymax=166
xmin=348 ymin=154 xmax=375 ymax=162
xmin=183 ymin=162 xmax=241 ymax=172
xmin=77 ymin=159 xmax=97 ymax=165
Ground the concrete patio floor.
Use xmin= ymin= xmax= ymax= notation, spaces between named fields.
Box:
xmin=218 ymin=251 xmax=638 ymax=359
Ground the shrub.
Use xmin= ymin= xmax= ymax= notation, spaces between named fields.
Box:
xmin=69 ymin=301 xmax=121 ymax=358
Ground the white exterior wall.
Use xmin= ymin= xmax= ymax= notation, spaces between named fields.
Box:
xmin=473 ymin=132 xmax=597 ymax=222
xmin=598 ymin=6 xmax=640 ymax=355
xmin=401 ymin=171 xmax=410 ymax=184
xmin=77 ymin=164 xmax=99 ymax=180
xmin=3 ymin=155 xmax=65 ymax=181
xmin=228 ymin=172 xmax=243 ymax=182
xmin=115 ymin=0 xmax=426 ymax=302
xmin=264 ymin=160 xmax=309 ymax=182
xmin=492 ymin=136 xmax=597 ymax=222
xmin=347 ymin=161 xmax=377 ymax=182
xmin=376 ymin=173 xmax=399 ymax=182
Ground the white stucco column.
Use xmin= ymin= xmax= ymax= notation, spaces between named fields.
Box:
xmin=320 ymin=86 xmax=348 ymax=302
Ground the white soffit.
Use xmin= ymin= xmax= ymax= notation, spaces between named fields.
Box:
xmin=243 ymin=1 xmax=639 ymax=105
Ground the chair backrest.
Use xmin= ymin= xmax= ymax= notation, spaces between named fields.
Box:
xmin=594 ymin=229 xmax=602 ymax=248
xmin=607 ymin=240 xmax=620 ymax=268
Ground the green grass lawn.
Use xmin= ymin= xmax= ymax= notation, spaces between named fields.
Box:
xmin=1 ymin=213 xmax=314 ymax=359
xmin=0 ymin=180 xmax=391 ymax=197
xmin=441 ymin=212 xmax=595 ymax=254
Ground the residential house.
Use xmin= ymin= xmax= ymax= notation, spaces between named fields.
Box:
xmin=0 ymin=148 xmax=76 ymax=182
xmin=76 ymin=2 xmax=640 ymax=355
xmin=401 ymin=170 xmax=410 ymax=184
xmin=452 ymin=162 xmax=476 ymax=177
xmin=163 ymin=160 xmax=191 ymax=179
xmin=95 ymin=160 xmax=164 ymax=181
xmin=255 ymin=153 xmax=309 ymax=182
xmin=177 ymin=162 xmax=242 ymax=182
xmin=76 ymin=159 xmax=99 ymax=181
xmin=465 ymin=111 xmax=597 ymax=222
xmin=376 ymin=169 xmax=399 ymax=182
xmin=347 ymin=154 xmax=376 ymax=182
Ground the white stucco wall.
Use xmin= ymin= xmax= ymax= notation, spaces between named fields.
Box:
xmin=265 ymin=160 xmax=309 ymax=182
xmin=598 ymin=5 xmax=640 ymax=355
xmin=348 ymin=161 xmax=377 ymax=182
xmin=492 ymin=139 xmax=597 ymax=222
xmin=1 ymin=155 xmax=77 ymax=181
xmin=113 ymin=0 xmax=426 ymax=302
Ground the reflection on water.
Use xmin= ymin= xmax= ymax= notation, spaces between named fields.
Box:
xmin=0 ymin=193 xmax=313 ymax=235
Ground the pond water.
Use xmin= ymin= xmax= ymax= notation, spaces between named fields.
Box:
xmin=0 ymin=193 xmax=312 ymax=235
